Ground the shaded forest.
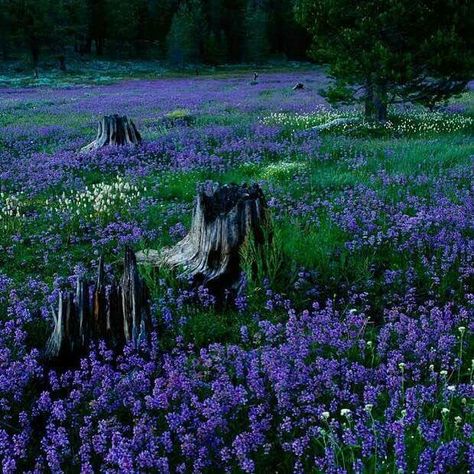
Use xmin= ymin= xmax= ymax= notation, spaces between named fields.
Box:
xmin=0 ymin=0 xmax=310 ymax=69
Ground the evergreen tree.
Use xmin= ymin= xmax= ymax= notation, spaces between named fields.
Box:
xmin=0 ymin=0 xmax=310 ymax=66
xmin=295 ymin=0 xmax=474 ymax=120
xmin=106 ymin=0 xmax=143 ymax=55
xmin=267 ymin=0 xmax=308 ymax=59
xmin=220 ymin=0 xmax=246 ymax=61
xmin=6 ymin=0 xmax=71 ymax=76
xmin=244 ymin=0 xmax=270 ymax=64
xmin=167 ymin=0 xmax=206 ymax=65
xmin=0 ymin=0 xmax=13 ymax=60
xmin=204 ymin=30 xmax=228 ymax=64
xmin=86 ymin=0 xmax=107 ymax=55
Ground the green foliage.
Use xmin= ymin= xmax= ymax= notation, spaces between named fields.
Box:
xmin=0 ymin=0 xmax=310 ymax=67
xmin=240 ymin=220 xmax=294 ymax=294
xmin=204 ymin=30 xmax=228 ymax=65
xmin=163 ymin=108 xmax=194 ymax=126
xmin=167 ymin=0 xmax=206 ymax=66
xmin=244 ymin=1 xmax=270 ymax=64
xmin=295 ymin=0 xmax=474 ymax=118
xmin=4 ymin=0 xmax=72 ymax=69
xmin=322 ymin=80 xmax=355 ymax=105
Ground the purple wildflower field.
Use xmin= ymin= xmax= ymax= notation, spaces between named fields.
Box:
xmin=0 ymin=71 xmax=473 ymax=473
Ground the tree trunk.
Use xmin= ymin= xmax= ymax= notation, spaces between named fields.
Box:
xmin=137 ymin=183 xmax=268 ymax=303
xmin=45 ymin=249 xmax=151 ymax=367
xmin=80 ymin=37 xmax=92 ymax=55
xmin=95 ymin=37 xmax=104 ymax=55
xmin=58 ymin=55 xmax=66 ymax=72
xmin=365 ymin=80 xmax=388 ymax=122
xmin=1 ymin=38 xmax=9 ymax=61
xmin=30 ymin=41 xmax=40 ymax=79
xmin=81 ymin=115 xmax=142 ymax=153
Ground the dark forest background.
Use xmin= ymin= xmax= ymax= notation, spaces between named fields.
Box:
xmin=0 ymin=0 xmax=310 ymax=70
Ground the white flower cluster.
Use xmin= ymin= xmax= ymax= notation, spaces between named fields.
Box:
xmin=262 ymin=108 xmax=341 ymax=129
xmin=380 ymin=112 xmax=473 ymax=135
xmin=263 ymin=109 xmax=473 ymax=136
xmin=52 ymin=176 xmax=143 ymax=220
xmin=0 ymin=191 xmax=25 ymax=230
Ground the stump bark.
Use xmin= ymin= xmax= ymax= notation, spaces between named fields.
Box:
xmin=45 ymin=248 xmax=151 ymax=366
xmin=81 ymin=114 xmax=142 ymax=153
xmin=137 ymin=183 xmax=268 ymax=301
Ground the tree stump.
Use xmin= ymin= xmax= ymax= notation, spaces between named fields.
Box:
xmin=137 ymin=183 xmax=268 ymax=301
xmin=81 ymin=114 xmax=142 ymax=153
xmin=293 ymin=82 xmax=304 ymax=90
xmin=45 ymin=248 xmax=151 ymax=366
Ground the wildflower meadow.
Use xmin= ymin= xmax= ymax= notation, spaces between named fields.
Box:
xmin=0 ymin=70 xmax=473 ymax=473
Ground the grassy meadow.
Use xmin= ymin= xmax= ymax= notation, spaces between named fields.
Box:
xmin=0 ymin=69 xmax=473 ymax=473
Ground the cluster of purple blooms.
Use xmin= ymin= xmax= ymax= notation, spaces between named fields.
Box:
xmin=0 ymin=72 xmax=472 ymax=472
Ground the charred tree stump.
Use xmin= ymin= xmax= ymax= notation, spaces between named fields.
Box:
xmin=81 ymin=114 xmax=142 ymax=153
xmin=45 ymin=248 xmax=151 ymax=366
xmin=121 ymin=248 xmax=151 ymax=348
xmin=137 ymin=183 xmax=268 ymax=302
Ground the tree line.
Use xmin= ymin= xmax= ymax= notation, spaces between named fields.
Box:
xmin=1 ymin=0 xmax=471 ymax=121
xmin=0 ymin=0 xmax=310 ymax=72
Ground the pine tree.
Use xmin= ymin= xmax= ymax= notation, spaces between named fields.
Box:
xmin=167 ymin=0 xmax=206 ymax=66
xmin=295 ymin=0 xmax=473 ymax=121
xmin=0 ymin=0 xmax=12 ymax=60
xmin=6 ymin=0 xmax=71 ymax=76
xmin=204 ymin=30 xmax=228 ymax=64
xmin=244 ymin=0 xmax=270 ymax=64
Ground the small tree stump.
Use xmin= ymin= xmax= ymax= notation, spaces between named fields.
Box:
xmin=137 ymin=183 xmax=268 ymax=301
xmin=293 ymin=82 xmax=304 ymax=90
xmin=45 ymin=248 xmax=151 ymax=366
xmin=81 ymin=114 xmax=142 ymax=153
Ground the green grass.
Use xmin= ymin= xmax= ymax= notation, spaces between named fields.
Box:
xmin=1 ymin=83 xmax=473 ymax=346
xmin=0 ymin=58 xmax=320 ymax=88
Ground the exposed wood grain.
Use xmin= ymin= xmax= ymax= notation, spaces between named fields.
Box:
xmin=45 ymin=248 xmax=151 ymax=366
xmin=81 ymin=114 xmax=142 ymax=153
xmin=138 ymin=183 xmax=268 ymax=302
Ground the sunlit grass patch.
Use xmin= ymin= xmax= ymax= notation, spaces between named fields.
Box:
xmin=261 ymin=161 xmax=307 ymax=180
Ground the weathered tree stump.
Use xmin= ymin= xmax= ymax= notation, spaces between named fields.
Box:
xmin=45 ymin=248 xmax=151 ymax=366
xmin=293 ymin=82 xmax=304 ymax=90
xmin=137 ymin=183 xmax=268 ymax=301
xmin=81 ymin=114 xmax=142 ymax=153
